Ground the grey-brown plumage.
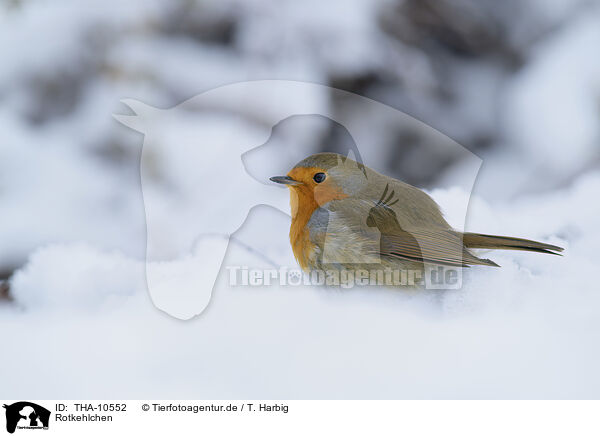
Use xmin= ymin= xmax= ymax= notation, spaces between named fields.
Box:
xmin=271 ymin=152 xmax=564 ymax=278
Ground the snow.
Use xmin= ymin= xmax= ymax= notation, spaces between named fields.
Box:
xmin=3 ymin=171 xmax=598 ymax=398
xmin=503 ymin=10 xmax=600 ymax=176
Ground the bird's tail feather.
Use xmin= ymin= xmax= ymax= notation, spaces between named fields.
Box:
xmin=462 ymin=232 xmax=564 ymax=255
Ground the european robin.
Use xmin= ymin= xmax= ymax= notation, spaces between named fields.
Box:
xmin=270 ymin=153 xmax=563 ymax=281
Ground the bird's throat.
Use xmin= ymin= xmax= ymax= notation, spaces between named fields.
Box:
xmin=289 ymin=187 xmax=319 ymax=271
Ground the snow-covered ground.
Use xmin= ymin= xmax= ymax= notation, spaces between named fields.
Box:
xmin=1 ymin=0 xmax=599 ymax=399
xmin=2 ymin=171 xmax=598 ymax=398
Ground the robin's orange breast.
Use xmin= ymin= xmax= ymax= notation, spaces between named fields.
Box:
xmin=285 ymin=166 xmax=349 ymax=271
xmin=289 ymin=185 xmax=318 ymax=270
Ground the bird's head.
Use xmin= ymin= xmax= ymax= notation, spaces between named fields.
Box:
xmin=270 ymin=152 xmax=368 ymax=215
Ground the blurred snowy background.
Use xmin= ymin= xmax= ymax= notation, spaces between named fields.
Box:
xmin=1 ymin=0 xmax=599 ymax=398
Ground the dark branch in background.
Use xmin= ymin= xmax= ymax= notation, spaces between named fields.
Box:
xmin=0 ymin=280 xmax=11 ymax=302
xmin=0 ymin=266 xmax=18 ymax=302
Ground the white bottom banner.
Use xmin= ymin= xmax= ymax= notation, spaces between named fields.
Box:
xmin=0 ymin=400 xmax=598 ymax=435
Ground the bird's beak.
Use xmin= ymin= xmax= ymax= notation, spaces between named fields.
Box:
xmin=269 ymin=175 xmax=301 ymax=186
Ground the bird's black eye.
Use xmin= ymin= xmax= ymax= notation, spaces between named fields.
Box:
xmin=313 ymin=172 xmax=326 ymax=183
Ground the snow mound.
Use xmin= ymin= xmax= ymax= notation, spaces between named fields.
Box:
xmin=3 ymin=173 xmax=599 ymax=398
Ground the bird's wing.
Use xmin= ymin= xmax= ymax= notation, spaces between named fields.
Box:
xmin=379 ymin=228 xmax=499 ymax=267
xmin=323 ymin=196 xmax=497 ymax=267
xmin=360 ymin=171 xmax=451 ymax=228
